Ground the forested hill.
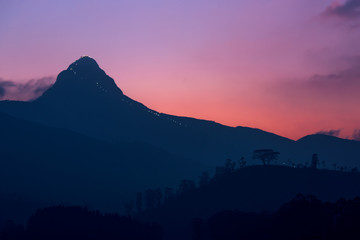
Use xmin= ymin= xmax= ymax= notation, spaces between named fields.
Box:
xmin=137 ymin=165 xmax=360 ymax=240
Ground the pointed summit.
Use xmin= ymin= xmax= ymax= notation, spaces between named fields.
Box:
xmin=38 ymin=56 xmax=123 ymax=101
xmin=67 ymin=56 xmax=100 ymax=74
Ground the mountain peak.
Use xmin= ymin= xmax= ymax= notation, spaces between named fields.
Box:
xmin=37 ymin=56 xmax=123 ymax=101
xmin=67 ymin=56 xmax=101 ymax=76
xmin=68 ymin=56 xmax=99 ymax=72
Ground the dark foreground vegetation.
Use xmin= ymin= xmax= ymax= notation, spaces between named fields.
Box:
xmin=0 ymin=206 xmax=162 ymax=240
xmin=137 ymin=163 xmax=360 ymax=217
xmin=2 ymin=164 xmax=360 ymax=240
xmin=2 ymin=195 xmax=360 ymax=240
xmin=133 ymin=162 xmax=360 ymax=239
xmin=195 ymin=195 xmax=360 ymax=240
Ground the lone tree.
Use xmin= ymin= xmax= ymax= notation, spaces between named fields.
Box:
xmin=252 ymin=149 xmax=280 ymax=165
xmin=310 ymin=153 xmax=319 ymax=169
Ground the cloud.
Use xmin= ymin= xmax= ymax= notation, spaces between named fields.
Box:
xmin=306 ymin=64 xmax=360 ymax=94
xmin=0 ymin=81 xmax=16 ymax=98
xmin=266 ymin=56 xmax=360 ymax=140
xmin=277 ymin=57 xmax=360 ymax=98
xmin=0 ymin=77 xmax=55 ymax=101
xmin=353 ymin=129 xmax=360 ymax=140
xmin=324 ymin=0 xmax=360 ymax=19
xmin=316 ymin=129 xmax=342 ymax=137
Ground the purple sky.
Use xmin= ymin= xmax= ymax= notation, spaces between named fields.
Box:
xmin=0 ymin=0 xmax=359 ymax=140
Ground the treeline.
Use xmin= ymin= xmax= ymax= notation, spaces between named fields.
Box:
xmin=127 ymin=150 xmax=359 ymax=214
xmin=125 ymin=158 xmax=241 ymax=214
xmin=192 ymin=195 xmax=360 ymax=240
xmin=125 ymin=180 xmax=198 ymax=215
xmin=0 ymin=206 xmax=162 ymax=240
xmin=126 ymin=156 xmax=258 ymax=214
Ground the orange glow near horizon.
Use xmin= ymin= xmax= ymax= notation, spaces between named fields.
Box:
xmin=0 ymin=0 xmax=359 ymax=140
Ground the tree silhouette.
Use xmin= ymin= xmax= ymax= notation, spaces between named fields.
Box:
xmin=164 ymin=187 xmax=174 ymax=202
xmin=22 ymin=205 xmax=163 ymax=240
xmin=321 ymin=160 xmax=326 ymax=169
xmin=237 ymin=157 xmax=246 ymax=169
xmin=145 ymin=189 xmax=156 ymax=209
xmin=124 ymin=201 xmax=134 ymax=216
xmin=136 ymin=192 xmax=143 ymax=213
xmin=154 ymin=188 xmax=163 ymax=207
xmin=224 ymin=159 xmax=236 ymax=173
xmin=178 ymin=179 xmax=196 ymax=195
xmin=215 ymin=159 xmax=237 ymax=178
xmin=252 ymin=149 xmax=279 ymax=165
xmin=200 ymin=195 xmax=360 ymax=240
xmin=215 ymin=166 xmax=225 ymax=178
xmin=310 ymin=153 xmax=319 ymax=169
xmin=199 ymin=171 xmax=210 ymax=187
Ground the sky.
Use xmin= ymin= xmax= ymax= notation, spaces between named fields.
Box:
xmin=0 ymin=0 xmax=359 ymax=140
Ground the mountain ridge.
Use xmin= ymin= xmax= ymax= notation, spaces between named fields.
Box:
xmin=0 ymin=111 xmax=201 ymax=222
xmin=0 ymin=57 xmax=359 ymax=169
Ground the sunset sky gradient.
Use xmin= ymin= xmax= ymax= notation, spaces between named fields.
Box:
xmin=0 ymin=0 xmax=359 ymax=140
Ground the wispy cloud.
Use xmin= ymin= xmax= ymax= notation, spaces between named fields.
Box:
xmin=316 ymin=129 xmax=342 ymax=137
xmin=305 ymin=65 xmax=360 ymax=95
xmin=0 ymin=77 xmax=55 ymax=101
xmin=266 ymin=56 xmax=360 ymax=139
xmin=0 ymin=81 xmax=16 ymax=98
xmin=323 ymin=0 xmax=360 ymax=19
xmin=276 ymin=56 xmax=360 ymax=98
xmin=353 ymin=129 xmax=360 ymax=140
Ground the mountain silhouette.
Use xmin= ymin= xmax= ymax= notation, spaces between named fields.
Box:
xmin=0 ymin=111 xmax=200 ymax=223
xmin=41 ymin=56 xmax=123 ymax=99
xmin=1 ymin=56 xmax=360 ymax=234
xmin=0 ymin=56 xmax=359 ymax=169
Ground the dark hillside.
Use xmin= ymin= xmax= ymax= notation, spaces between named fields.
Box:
xmin=139 ymin=165 xmax=360 ymax=240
